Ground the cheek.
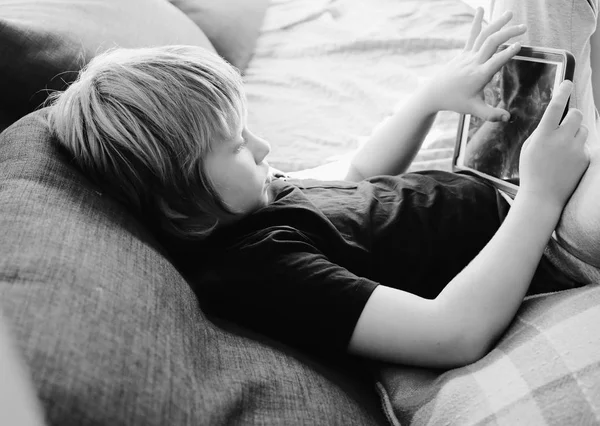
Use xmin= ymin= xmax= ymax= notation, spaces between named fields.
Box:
xmin=204 ymin=153 xmax=264 ymax=213
xmin=219 ymin=174 xmax=261 ymax=207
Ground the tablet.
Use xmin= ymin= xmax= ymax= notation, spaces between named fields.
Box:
xmin=453 ymin=45 xmax=575 ymax=198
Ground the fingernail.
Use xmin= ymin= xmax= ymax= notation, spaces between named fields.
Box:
xmin=502 ymin=114 xmax=510 ymax=122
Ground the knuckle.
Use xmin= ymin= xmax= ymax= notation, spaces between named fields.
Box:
xmin=484 ymin=33 xmax=501 ymax=46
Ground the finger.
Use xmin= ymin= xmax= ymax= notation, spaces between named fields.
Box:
xmin=559 ymin=108 xmax=584 ymax=136
xmin=539 ymin=80 xmax=574 ymax=130
xmin=473 ymin=10 xmax=514 ymax=51
xmin=574 ymin=124 xmax=589 ymax=146
xmin=470 ymin=101 xmax=510 ymax=122
xmin=478 ymin=24 xmax=526 ymax=62
xmin=465 ymin=7 xmax=485 ymax=50
xmin=484 ymin=42 xmax=521 ymax=75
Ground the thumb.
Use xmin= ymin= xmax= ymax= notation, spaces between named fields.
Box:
xmin=471 ymin=101 xmax=510 ymax=122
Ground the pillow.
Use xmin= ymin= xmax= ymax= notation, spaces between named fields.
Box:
xmin=168 ymin=0 xmax=270 ymax=71
xmin=374 ymin=284 xmax=600 ymax=425
xmin=0 ymin=108 xmax=387 ymax=425
xmin=0 ymin=0 xmax=215 ymax=133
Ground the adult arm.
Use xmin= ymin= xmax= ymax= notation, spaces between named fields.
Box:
xmin=348 ymin=81 xmax=590 ymax=368
xmin=345 ymin=8 xmax=525 ymax=181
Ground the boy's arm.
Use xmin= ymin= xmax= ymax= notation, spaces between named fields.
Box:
xmin=346 ymin=8 xmax=525 ymax=181
xmin=347 ymin=190 xmax=560 ymax=368
xmin=348 ymin=81 xmax=590 ymax=367
xmin=344 ymin=88 xmax=439 ymax=181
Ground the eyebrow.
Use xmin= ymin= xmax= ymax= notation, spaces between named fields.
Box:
xmin=227 ymin=117 xmax=244 ymax=140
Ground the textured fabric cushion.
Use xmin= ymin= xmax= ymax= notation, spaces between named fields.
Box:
xmin=0 ymin=109 xmax=387 ymax=425
xmin=376 ymin=284 xmax=600 ymax=425
xmin=0 ymin=0 xmax=215 ymax=133
xmin=168 ymin=0 xmax=270 ymax=71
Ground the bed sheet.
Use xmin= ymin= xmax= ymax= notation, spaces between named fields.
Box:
xmin=244 ymin=0 xmax=479 ymax=179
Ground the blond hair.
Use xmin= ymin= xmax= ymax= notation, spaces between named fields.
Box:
xmin=47 ymin=45 xmax=247 ymax=239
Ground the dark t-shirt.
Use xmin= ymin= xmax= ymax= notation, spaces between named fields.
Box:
xmin=168 ymin=170 xmax=508 ymax=355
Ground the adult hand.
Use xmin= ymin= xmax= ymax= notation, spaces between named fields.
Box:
xmin=518 ymin=80 xmax=590 ymax=210
xmin=424 ymin=8 xmax=526 ymax=121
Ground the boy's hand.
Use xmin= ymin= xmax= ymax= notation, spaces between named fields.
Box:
xmin=518 ymin=80 xmax=590 ymax=210
xmin=423 ymin=8 xmax=526 ymax=121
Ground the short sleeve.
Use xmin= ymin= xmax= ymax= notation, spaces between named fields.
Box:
xmin=197 ymin=226 xmax=379 ymax=355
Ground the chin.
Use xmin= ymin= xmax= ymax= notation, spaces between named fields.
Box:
xmin=259 ymin=188 xmax=271 ymax=208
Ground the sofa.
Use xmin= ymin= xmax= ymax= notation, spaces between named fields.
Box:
xmin=0 ymin=0 xmax=599 ymax=425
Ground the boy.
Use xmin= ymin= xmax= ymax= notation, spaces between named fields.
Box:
xmin=47 ymin=10 xmax=589 ymax=368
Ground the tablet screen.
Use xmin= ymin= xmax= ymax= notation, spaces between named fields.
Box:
xmin=454 ymin=51 xmax=566 ymax=196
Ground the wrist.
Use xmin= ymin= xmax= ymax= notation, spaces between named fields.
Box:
xmin=512 ymin=189 xmax=563 ymax=229
xmin=412 ymin=80 xmax=443 ymax=115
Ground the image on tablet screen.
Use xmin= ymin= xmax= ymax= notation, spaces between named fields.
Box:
xmin=456 ymin=57 xmax=562 ymax=187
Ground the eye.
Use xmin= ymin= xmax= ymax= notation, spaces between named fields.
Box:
xmin=235 ymin=138 xmax=248 ymax=153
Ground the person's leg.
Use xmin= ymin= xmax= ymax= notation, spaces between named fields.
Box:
xmin=492 ymin=0 xmax=600 ymax=284
xmin=492 ymin=1 xmax=597 ymax=118
xmin=591 ymin=4 xmax=600 ymax=113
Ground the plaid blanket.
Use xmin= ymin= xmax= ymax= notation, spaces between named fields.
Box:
xmin=375 ymin=283 xmax=600 ymax=425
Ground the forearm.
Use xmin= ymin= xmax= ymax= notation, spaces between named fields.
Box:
xmin=347 ymin=85 xmax=439 ymax=180
xmin=435 ymin=194 xmax=562 ymax=359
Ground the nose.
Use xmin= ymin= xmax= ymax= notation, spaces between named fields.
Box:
xmin=248 ymin=131 xmax=271 ymax=165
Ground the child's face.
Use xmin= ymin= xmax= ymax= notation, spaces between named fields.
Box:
xmin=204 ymin=127 xmax=272 ymax=217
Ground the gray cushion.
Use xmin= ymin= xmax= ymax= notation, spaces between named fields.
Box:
xmin=0 ymin=0 xmax=215 ymax=133
xmin=168 ymin=0 xmax=270 ymax=71
xmin=0 ymin=109 xmax=387 ymax=425
xmin=375 ymin=284 xmax=600 ymax=425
